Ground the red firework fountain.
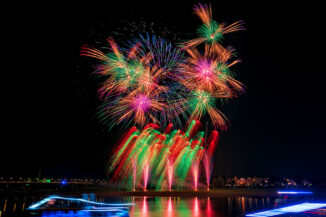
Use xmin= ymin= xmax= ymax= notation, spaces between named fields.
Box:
xmin=204 ymin=130 xmax=220 ymax=191
xmin=192 ymin=162 xmax=199 ymax=191
xmin=143 ymin=163 xmax=149 ymax=191
xmin=132 ymin=157 xmax=137 ymax=191
xmin=204 ymin=153 xmax=211 ymax=191
xmin=167 ymin=160 xmax=174 ymax=191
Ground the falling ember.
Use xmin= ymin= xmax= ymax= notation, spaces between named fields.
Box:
xmin=192 ymin=162 xmax=199 ymax=191
xmin=167 ymin=160 xmax=174 ymax=191
xmin=143 ymin=163 xmax=150 ymax=191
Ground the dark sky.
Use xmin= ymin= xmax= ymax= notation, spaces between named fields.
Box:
xmin=3 ymin=1 xmax=325 ymax=179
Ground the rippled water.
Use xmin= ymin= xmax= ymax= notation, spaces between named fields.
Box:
xmin=0 ymin=192 xmax=323 ymax=216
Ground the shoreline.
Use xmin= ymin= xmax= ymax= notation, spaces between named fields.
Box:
xmin=94 ymin=189 xmax=279 ymax=197
xmin=2 ymin=188 xmax=324 ymax=197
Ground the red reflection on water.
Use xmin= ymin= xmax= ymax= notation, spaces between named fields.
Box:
xmin=194 ymin=197 xmax=199 ymax=216
xmin=142 ymin=196 xmax=148 ymax=216
xmin=207 ymin=197 xmax=212 ymax=217
xmin=167 ymin=197 xmax=173 ymax=216
xmin=241 ymin=197 xmax=246 ymax=213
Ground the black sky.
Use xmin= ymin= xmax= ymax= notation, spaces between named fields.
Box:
xmin=2 ymin=1 xmax=325 ymax=179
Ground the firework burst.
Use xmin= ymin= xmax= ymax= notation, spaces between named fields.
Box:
xmin=103 ymin=91 xmax=165 ymax=127
xmin=81 ymin=3 xmax=245 ymax=132
xmin=182 ymin=3 xmax=245 ymax=53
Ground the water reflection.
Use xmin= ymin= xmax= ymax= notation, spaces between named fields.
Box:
xmin=167 ymin=197 xmax=172 ymax=214
xmin=206 ymin=197 xmax=212 ymax=217
xmin=128 ymin=196 xmax=275 ymax=217
xmin=141 ymin=197 xmax=147 ymax=217
xmin=0 ymin=193 xmax=321 ymax=217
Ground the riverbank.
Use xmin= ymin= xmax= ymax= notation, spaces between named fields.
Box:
xmin=96 ymin=188 xmax=279 ymax=197
xmin=3 ymin=187 xmax=325 ymax=198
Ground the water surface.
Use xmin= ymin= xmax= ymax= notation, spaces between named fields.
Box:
xmin=0 ymin=192 xmax=323 ymax=216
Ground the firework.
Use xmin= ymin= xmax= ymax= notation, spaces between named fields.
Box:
xmin=178 ymin=46 xmax=243 ymax=93
xmin=82 ymin=3 xmax=244 ymax=130
xmin=175 ymin=46 xmax=244 ymax=128
xmin=182 ymin=3 xmax=244 ymax=54
xmin=128 ymin=34 xmax=188 ymax=128
xmin=129 ymin=33 xmax=185 ymax=74
xmin=81 ymin=3 xmax=246 ymax=190
xmin=108 ymin=120 xmax=219 ymax=191
xmin=81 ymin=38 xmax=144 ymax=96
xmin=100 ymin=91 xmax=165 ymax=126
xmin=82 ymin=38 xmax=174 ymax=128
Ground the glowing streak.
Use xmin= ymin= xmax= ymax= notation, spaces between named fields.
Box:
xmin=246 ymin=202 xmax=326 ymax=217
xmin=28 ymin=197 xmax=52 ymax=209
xmin=82 ymin=209 xmax=128 ymax=212
xmin=27 ymin=196 xmax=134 ymax=210
xmin=89 ymin=206 xmax=128 ymax=210
xmin=277 ymin=191 xmax=313 ymax=194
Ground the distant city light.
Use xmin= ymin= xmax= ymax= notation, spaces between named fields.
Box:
xmin=277 ymin=191 xmax=313 ymax=194
xmin=61 ymin=180 xmax=67 ymax=185
xmin=246 ymin=202 xmax=326 ymax=217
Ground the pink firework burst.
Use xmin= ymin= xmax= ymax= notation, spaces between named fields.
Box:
xmin=133 ymin=94 xmax=151 ymax=112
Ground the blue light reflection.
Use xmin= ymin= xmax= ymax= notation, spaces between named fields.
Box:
xmin=246 ymin=202 xmax=326 ymax=217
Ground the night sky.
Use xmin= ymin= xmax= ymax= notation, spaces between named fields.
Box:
xmin=3 ymin=1 xmax=325 ymax=179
